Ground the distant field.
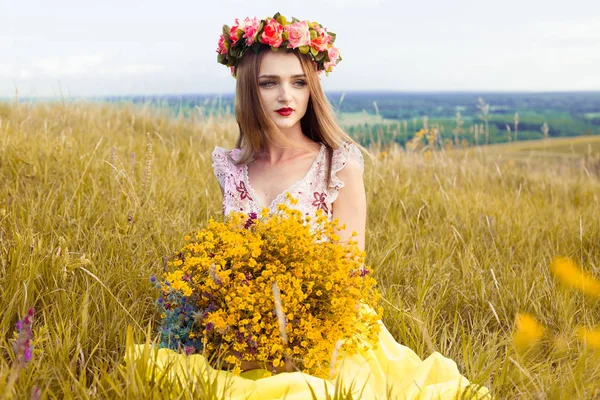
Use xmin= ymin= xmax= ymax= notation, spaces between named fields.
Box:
xmin=337 ymin=111 xmax=398 ymax=127
xmin=485 ymin=135 xmax=600 ymax=158
xmin=583 ymin=112 xmax=600 ymax=120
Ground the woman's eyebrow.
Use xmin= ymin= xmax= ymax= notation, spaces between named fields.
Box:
xmin=258 ymin=74 xmax=306 ymax=79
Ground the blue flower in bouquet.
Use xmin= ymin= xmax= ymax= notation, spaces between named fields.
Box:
xmin=151 ymin=276 xmax=204 ymax=354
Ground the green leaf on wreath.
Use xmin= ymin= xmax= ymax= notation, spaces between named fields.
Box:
xmin=275 ymin=14 xmax=286 ymax=26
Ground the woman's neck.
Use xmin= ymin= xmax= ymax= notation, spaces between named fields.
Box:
xmin=260 ymin=125 xmax=318 ymax=164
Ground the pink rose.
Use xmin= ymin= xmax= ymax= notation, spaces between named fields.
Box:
xmin=285 ymin=20 xmax=311 ymax=48
xmin=240 ymin=17 xmax=261 ymax=46
xmin=310 ymin=24 xmax=330 ymax=52
xmin=260 ymin=18 xmax=283 ymax=47
xmin=216 ymin=34 xmax=228 ymax=54
xmin=324 ymin=46 xmax=340 ymax=71
xmin=229 ymin=18 xmax=241 ymax=46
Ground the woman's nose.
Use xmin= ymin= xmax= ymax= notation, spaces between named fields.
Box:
xmin=278 ymin=84 xmax=292 ymax=103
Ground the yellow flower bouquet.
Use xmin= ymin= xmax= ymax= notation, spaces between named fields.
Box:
xmin=153 ymin=193 xmax=381 ymax=378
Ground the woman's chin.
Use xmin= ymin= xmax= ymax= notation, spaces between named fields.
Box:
xmin=274 ymin=121 xmax=298 ymax=130
xmin=273 ymin=122 xmax=298 ymax=130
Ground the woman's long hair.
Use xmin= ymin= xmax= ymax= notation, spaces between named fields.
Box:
xmin=231 ymin=45 xmax=370 ymax=188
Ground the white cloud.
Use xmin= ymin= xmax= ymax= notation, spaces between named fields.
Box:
xmin=19 ymin=69 xmax=32 ymax=79
xmin=0 ymin=64 xmax=13 ymax=77
xmin=37 ymin=54 xmax=105 ymax=76
xmin=533 ymin=18 xmax=600 ymax=43
xmin=3 ymin=0 xmax=600 ymax=96
xmin=19 ymin=55 xmax=166 ymax=79
xmin=99 ymin=64 xmax=166 ymax=75
xmin=330 ymin=0 xmax=387 ymax=6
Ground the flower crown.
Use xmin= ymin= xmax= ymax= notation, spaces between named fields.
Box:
xmin=216 ymin=12 xmax=341 ymax=78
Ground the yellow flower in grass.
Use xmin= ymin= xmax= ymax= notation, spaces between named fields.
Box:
xmin=513 ymin=312 xmax=546 ymax=352
xmin=550 ymin=256 xmax=600 ymax=298
xmin=577 ymin=326 xmax=600 ymax=349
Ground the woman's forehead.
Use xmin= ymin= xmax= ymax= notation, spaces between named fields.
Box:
xmin=259 ymin=51 xmax=304 ymax=76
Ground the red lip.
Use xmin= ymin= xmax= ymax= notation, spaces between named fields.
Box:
xmin=276 ymin=108 xmax=293 ymax=116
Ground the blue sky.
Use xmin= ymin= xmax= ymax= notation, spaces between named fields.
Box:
xmin=1 ymin=0 xmax=599 ymax=98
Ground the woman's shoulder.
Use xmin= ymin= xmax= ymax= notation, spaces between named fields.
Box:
xmin=325 ymin=140 xmax=365 ymax=203
xmin=211 ymin=146 xmax=244 ymax=190
xmin=331 ymin=140 xmax=364 ymax=175
xmin=212 ymin=145 xmax=241 ymax=159
xmin=212 ymin=146 xmax=243 ymax=167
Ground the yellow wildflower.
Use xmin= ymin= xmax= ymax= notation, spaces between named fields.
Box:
xmin=513 ymin=312 xmax=545 ymax=352
xmin=577 ymin=326 xmax=600 ymax=349
xmin=550 ymin=256 xmax=600 ymax=297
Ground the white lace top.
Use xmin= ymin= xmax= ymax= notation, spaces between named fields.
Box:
xmin=211 ymin=141 xmax=364 ymax=225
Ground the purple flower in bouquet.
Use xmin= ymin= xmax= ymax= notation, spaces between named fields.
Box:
xmin=244 ymin=212 xmax=258 ymax=229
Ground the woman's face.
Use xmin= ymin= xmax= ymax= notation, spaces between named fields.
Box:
xmin=257 ymin=51 xmax=310 ymax=132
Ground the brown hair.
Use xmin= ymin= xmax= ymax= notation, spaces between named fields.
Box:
xmin=231 ymin=46 xmax=370 ymax=188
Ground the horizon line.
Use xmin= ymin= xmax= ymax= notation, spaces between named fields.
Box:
xmin=2 ymin=88 xmax=600 ymax=101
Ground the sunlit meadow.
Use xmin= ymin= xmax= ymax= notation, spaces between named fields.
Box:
xmin=1 ymin=99 xmax=599 ymax=399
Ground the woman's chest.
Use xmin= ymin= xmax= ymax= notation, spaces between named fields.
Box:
xmin=245 ymin=160 xmax=317 ymax=209
xmin=224 ymin=160 xmax=331 ymax=217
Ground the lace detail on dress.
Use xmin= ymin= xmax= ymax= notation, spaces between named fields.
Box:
xmin=211 ymin=146 xmax=234 ymax=190
xmin=327 ymin=141 xmax=364 ymax=204
xmin=212 ymin=142 xmax=363 ymax=230
xmin=242 ymin=144 xmax=326 ymax=211
xmin=212 ymin=146 xmax=245 ymax=216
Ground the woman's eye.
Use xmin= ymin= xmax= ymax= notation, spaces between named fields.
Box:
xmin=259 ymin=80 xmax=305 ymax=88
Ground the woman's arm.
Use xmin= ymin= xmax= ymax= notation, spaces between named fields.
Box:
xmin=331 ymin=155 xmax=367 ymax=252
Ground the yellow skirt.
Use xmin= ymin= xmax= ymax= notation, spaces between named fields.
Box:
xmin=124 ymin=318 xmax=491 ymax=400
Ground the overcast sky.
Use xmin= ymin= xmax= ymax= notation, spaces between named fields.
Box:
xmin=1 ymin=0 xmax=599 ymax=98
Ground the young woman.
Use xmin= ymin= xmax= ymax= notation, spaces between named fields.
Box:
xmin=212 ymin=13 xmax=489 ymax=399
xmin=212 ymin=43 xmax=367 ymax=254
xmin=131 ymin=13 xmax=491 ymax=399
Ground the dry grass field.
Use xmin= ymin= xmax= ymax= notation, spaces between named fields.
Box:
xmin=1 ymin=100 xmax=599 ymax=399
xmin=486 ymin=134 xmax=600 ymax=158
